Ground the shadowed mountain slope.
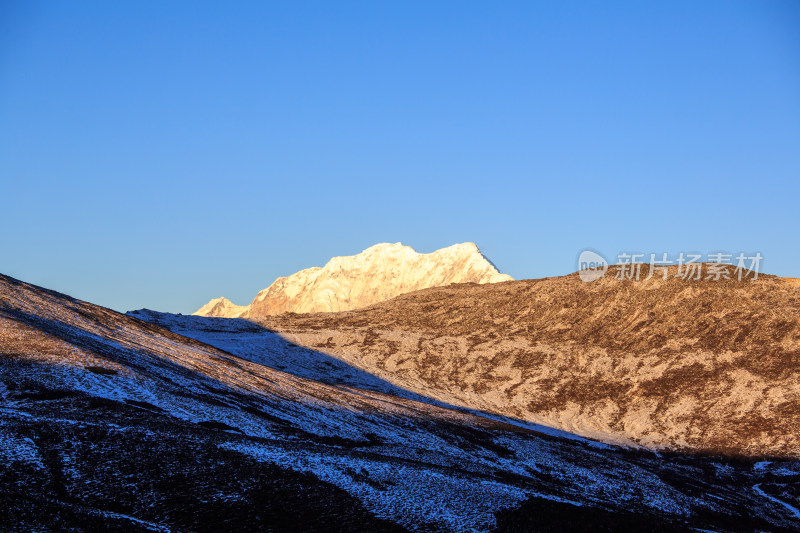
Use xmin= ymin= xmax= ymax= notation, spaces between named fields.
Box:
xmin=3 ymin=273 xmax=800 ymax=531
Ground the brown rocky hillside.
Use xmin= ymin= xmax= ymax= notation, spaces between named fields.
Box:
xmin=258 ymin=265 xmax=800 ymax=457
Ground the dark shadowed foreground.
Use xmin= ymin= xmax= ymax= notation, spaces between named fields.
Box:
xmin=2 ymin=273 xmax=799 ymax=532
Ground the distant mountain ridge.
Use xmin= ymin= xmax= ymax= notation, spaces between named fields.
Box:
xmin=194 ymin=242 xmax=513 ymax=318
xmin=193 ymin=296 xmax=248 ymax=318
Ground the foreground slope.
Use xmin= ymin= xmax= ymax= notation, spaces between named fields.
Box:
xmin=232 ymin=266 xmax=800 ymax=457
xmin=194 ymin=242 xmax=513 ymax=318
xmin=2 ymin=274 xmax=800 ymax=531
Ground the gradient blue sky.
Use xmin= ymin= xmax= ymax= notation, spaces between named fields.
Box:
xmin=1 ymin=1 xmax=799 ymax=313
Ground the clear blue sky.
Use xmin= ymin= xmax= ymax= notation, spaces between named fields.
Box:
xmin=1 ymin=1 xmax=798 ymax=313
